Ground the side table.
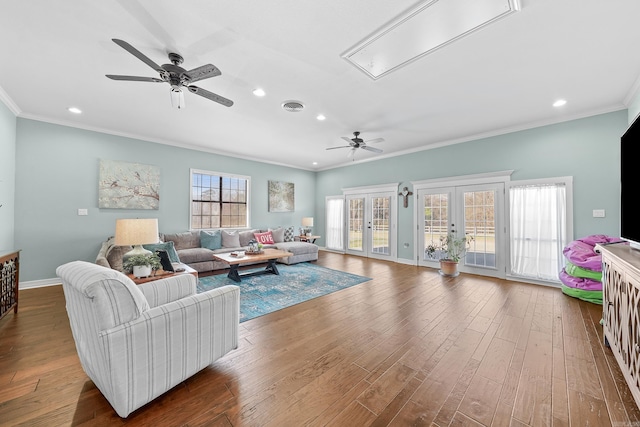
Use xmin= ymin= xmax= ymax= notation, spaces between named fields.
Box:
xmin=298 ymin=235 xmax=320 ymax=244
xmin=128 ymin=263 xmax=198 ymax=285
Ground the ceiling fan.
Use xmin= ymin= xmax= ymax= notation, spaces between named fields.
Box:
xmin=326 ymin=131 xmax=385 ymax=157
xmin=106 ymin=38 xmax=233 ymax=110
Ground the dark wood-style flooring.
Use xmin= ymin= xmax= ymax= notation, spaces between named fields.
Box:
xmin=1 ymin=251 xmax=639 ymax=426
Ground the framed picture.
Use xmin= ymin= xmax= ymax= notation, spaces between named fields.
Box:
xmin=98 ymin=159 xmax=160 ymax=209
xmin=268 ymin=180 xmax=294 ymax=212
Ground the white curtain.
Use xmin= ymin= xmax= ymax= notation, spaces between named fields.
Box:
xmin=326 ymin=197 xmax=344 ymax=251
xmin=509 ymin=183 xmax=567 ymax=281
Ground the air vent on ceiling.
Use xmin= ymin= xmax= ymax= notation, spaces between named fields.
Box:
xmin=282 ymin=100 xmax=305 ymax=112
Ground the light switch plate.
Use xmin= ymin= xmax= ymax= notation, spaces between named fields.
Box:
xmin=77 ymin=208 xmax=88 ymax=216
xmin=593 ymin=209 xmax=605 ymax=218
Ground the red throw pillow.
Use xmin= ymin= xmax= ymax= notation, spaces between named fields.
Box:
xmin=254 ymin=231 xmax=275 ymax=245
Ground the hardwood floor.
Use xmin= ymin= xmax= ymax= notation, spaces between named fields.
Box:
xmin=1 ymin=251 xmax=639 ymax=426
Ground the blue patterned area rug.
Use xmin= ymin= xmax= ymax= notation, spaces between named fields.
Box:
xmin=197 ymin=263 xmax=371 ymax=322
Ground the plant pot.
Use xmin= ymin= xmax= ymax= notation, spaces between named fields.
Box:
xmin=439 ymin=259 xmax=459 ymax=277
xmin=133 ymin=265 xmax=152 ymax=278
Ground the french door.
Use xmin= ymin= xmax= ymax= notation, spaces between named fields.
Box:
xmin=417 ymin=183 xmax=505 ymax=278
xmin=346 ymin=191 xmax=396 ymax=261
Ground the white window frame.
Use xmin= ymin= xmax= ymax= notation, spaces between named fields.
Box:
xmin=506 ymin=176 xmax=573 ymax=286
xmin=189 ymin=168 xmax=251 ymax=230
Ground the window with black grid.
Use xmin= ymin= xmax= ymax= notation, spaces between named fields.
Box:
xmin=190 ymin=169 xmax=250 ymax=229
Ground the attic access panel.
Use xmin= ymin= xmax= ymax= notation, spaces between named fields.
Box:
xmin=342 ymin=0 xmax=520 ymax=80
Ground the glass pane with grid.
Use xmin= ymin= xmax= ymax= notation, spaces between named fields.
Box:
xmin=463 ymin=190 xmax=496 ymax=267
xmin=348 ymin=198 xmax=364 ymax=251
xmin=191 ymin=171 xmax=248 ymax=229
xmin=371 ymin=196 xmax=390 ymax=255
xmin=423 ymin=193 xmax=448 ymax=260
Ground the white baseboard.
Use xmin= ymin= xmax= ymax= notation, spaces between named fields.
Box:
xmin=396 ymin=257 xmax=417 ymax=266
xmin=20 ymin=278 xmax=61 ymax=290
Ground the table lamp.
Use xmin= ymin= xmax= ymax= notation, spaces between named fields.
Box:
xmin=301 ymin=217 xmax=314 ymax=236
xmin=114 ymin=218 xmax=159 ymax=261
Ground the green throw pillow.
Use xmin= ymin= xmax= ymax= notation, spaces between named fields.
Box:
xmin=143 ymin=241 xmax=181 ymax=263
xmin=200 ymin=230 xmax=222 ymax=250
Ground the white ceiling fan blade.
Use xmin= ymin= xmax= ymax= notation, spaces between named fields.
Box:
xmin=365 ymin=137 xmax=384 ymax=144
xmin=326 ymin=146 xmax=350 ymax=150
xmin=341 ymin=136 xmax=353 ymax=144
xmin=362 ymin=145 xmax=383 ymax=153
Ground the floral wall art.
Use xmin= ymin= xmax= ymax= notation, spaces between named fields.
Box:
xmin=268 ymin=180 xmax=294 ymax=212
xmin=98 ymin=159 xmax=160 ymax=209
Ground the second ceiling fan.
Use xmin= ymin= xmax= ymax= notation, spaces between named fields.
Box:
xmin=326 ymin=131 xmax=385 ymax=157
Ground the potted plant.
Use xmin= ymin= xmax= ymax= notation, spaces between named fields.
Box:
xmin=426 ymin=232 xmax=473 ymax=277
xmin=123 ymin=253 xmax=162 ymax=278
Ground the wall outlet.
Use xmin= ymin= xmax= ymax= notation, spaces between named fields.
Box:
xmin=593 ymin=209 xmax=605 ymax=218
xmin=77 ymin=208 xmax=88 ymax=216
xmin=403 ymin=243 xmax=410 ymax=248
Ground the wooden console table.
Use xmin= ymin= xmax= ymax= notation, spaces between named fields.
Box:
xmin=0 ymin=250 xmax=20 ymax=321
xmin=600 ymin=242 xmax=640 ymax=409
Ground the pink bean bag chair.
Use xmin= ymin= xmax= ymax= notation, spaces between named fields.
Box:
xmin=559 ymin=268 xmax=602 ymax=291
xmin=562 ymin=234 xmax=622 ymax=271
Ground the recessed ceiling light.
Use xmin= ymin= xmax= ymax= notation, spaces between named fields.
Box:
xmin=553 ymin=99 xmax=567 ymax=107
xmin=252 ymin=88 xmax=266 ymax=97
xmin=316 ymin=114 xmax=326 ymax=121
xmin=68 ymin=107 xmax=82 ymax=114
xmin=312 ymin=162 xmax=318 ymax=165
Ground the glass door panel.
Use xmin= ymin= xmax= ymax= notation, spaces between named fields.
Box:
xmin=463 ymin=189 xmax=496 ymax=268
xmin=370 ymin=196 xmax=391 ymax=256
xmin=347 ymin=196 xmax=365 ymax=254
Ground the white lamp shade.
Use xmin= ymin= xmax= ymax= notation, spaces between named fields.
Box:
xmin=301 ymin=217 xmax=314 ymax=227
xmin=114 ymin=218 xmax=159 ymax=246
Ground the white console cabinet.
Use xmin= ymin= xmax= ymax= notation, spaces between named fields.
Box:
xmin=600 ymin=242 xmax=640 ymax=408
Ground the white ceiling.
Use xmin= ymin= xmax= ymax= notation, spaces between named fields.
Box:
xmin=1 ymin=0 xmax=639 ymax=171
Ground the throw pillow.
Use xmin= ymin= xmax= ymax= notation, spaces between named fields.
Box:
xmin=284 ymin=226 xmax=295 ymax=242
xmin=200 ymin=230 xmax=222 ymax=250
xmin=239 ymin=229 xmax=258 ymax=247
xmin=270 ymin=227 xmax=285 ymax=243
xmin=143 ymin=241 xmax=181 ymax=263
xmin=221 ymin=230 xmax=241 ymax=248
xmin=254 ymin=231 xmax=275 ymax=245
xmin=106 ymin=244 xmax=133 ymax=272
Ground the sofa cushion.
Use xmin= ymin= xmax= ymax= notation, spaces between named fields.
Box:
xmin=277 ymin=241 xmax=319 ymax=255
xmin=176 ymin=248 xmax=215 ymax=264
xmin=222 ymin=230 xmax=241 ymax=248
xmin=163 ymin=231 xmax=200 ymax=250
xmin=239 ymin=229 xmax=259 ymax=247
xmin=254 ymin=231 xmax=275 ymax=245
xmin=200 ymin=230 xmax=222 ymax=250
xmin=269 ymin=227 xmax=285 ymax=243
xmin=143 ymin=241 xmax=181 ymax=263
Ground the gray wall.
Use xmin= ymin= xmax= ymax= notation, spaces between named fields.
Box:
xmin=0 ymin=101 xmax=16 ymax=251
xmin=15 ymin=118 xmax=315 ymax=281
xmin=315 ymin=110 xmax=627 ymax=262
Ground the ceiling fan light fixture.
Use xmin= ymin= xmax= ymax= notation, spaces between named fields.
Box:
xmin=170 ymin=86 xmax=185 ymax=109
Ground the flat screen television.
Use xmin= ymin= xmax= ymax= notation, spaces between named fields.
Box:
xmin=621 ymin=114 xmax=640 ymax=249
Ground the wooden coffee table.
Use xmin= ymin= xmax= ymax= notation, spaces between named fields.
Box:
xmin=213 ymin=248 xmax=293 ymax=282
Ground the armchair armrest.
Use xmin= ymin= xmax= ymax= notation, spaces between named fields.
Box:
xmin=138 ymin=273 xmax=196 ymax=307
xmin=97 ymin=285 xmax=240 ymax=417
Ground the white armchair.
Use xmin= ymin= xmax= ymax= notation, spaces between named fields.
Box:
xmin=56 ymin=261 xmax=240 ymax=418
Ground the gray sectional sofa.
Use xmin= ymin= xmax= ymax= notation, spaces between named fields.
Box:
xmin=96 ymin=227 xmax=319 ymax=273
